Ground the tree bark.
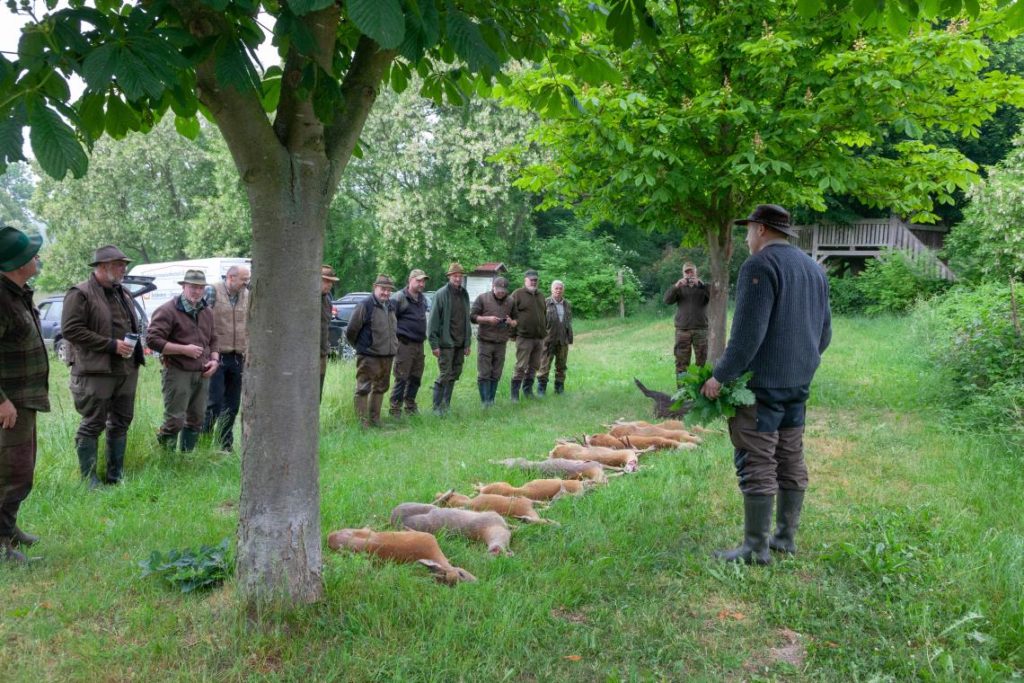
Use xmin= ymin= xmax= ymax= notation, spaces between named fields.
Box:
xmin=236 ymin=162 xmax=329 ymax=606
xmin=704 ymin=218 xmax=734 ymax=363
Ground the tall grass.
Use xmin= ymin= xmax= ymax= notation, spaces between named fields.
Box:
xmin=1 ymin=313 xmax=1020 ymax=681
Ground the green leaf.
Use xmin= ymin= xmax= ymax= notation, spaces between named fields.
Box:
xmin=852 ymin=0 xmax=879 ymax=18
xmin=77 ymin=93 xmax=106 ymax=141
xmin=214 ymin=37 xmax=260 ymax=93
xmin=28 ymin=100 xmax=88 ymax=180
xmin=963 ymin=0 xmax=980 ymax=16
xmin=82 ymin=43 xmax=121 ymax=91
xmin=174 ymin=115 xmax=200 ymax=140
xmin=114 ymin=49 xmax=165 ymax=101
xmin=0 ymin=106 xmax=27 ymax=164
xmin=348 ymin=0 xmax=406 ymax=49
xmin=797 ymin=0 xmax=823 ymax=18
xmin=445 ymin=5 xmax=500 ymax=74
xmin=18 ymin=30 xmax=47 ymax=72
xmin=289 ymin=0 xmax=336 ymax=15
xmin=105 ymin=93 xmax=141 ymax=138
xmin=400 ymin=0 xmax=441 ymax=62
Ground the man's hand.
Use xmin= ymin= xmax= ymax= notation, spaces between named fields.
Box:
xmin=115 ymin=339 xmax=134 ymax=357
xmin=0 ymin=399 xmax=17 ymax=429
xmin=701 ymin=377 xmax=722 ymax=399
xmin=675 ymin=278 xmax=686 ymax=288
xmin=508 ymin=318 xmax=517 ymax=327
xmin=464 ymin=347 xmax=471 ymax=356
xmin=182 ymin=344 xmax=203 ymax=359
xmin=202 ymin=359 xmax=218 ymax=378
xmin=432 ymin=349 xmax=440 ymax=358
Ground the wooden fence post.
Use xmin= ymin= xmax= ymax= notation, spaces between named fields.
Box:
xmin=617 ymin=269 xmax=625 ymax=319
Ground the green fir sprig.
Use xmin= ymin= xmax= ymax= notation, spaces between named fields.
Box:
xmin=671 ymin=363 xmax=755 ymax=426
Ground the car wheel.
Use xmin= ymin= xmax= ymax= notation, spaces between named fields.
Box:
xmin=55 ymin=338 xmax=69 ymax=363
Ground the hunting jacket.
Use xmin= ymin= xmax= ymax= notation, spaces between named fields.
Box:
xmin=0 ymin=275 xmax=49 ymax=411
xmin=147 ymin=296 xmax=219 ymax=372
xmin=544 ymin=296 xmax=574 ymax=346
xmin=62 ymin=274 xmax=143 ymax=375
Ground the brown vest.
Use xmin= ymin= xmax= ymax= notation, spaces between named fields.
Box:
xmin=210 ymin=281 xmax=249 ymax=355
xmin=61 ymin=275 xmax=142 ymax=375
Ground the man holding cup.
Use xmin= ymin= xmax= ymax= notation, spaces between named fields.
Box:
xmin=61 ymin=245 xmax=145 ymax=486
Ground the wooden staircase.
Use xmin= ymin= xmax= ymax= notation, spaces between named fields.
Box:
xmin=795 ymin=216 xmax=957 ymax=281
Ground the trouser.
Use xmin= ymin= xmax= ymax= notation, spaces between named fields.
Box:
xmin=204 ymin=352 xmax=244 ymax=448
xmin=391 ymin=338 xmax=425 ymax=413
xmin=512 ymin=337 xmax=544 ymax=381
xmin=476 ymin=340 xmax=508 ymax=382
xmin=158 ymin=367 xmax=210 ymax=437
xmin=356 ymin=355 xmax=394 ymax=425
xmin=69 ymin=371 xmax=138 ymax=440
xmin=0 ymin=409 xmax=36 ymax=537
xmin=538 ymin=341 xmax=569 ymax=382
xmin=436 ymin=347 xmax=467 ymax=384
xmin=728 ymin=385 xmax=810 ymax=496
xmin=319 ymin=354 xmax=328 ymax=403
xmin=674 ymin=328 xmax=709 ymax=373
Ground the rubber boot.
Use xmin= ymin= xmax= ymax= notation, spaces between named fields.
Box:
xmin=355 ymin=394 xmax=370 ymax=428
xmin=441 ymin=382 xmax=455 ymax=414
xmin=555 ymin=380 xmax=564 ymax=395
xmin=76 ymin=437 xmax=100 ymax=489
xmin=368 ymin=394 xmax=384 ymax=428
xmin=511 ymin=380 xmax=521 ymax=403
xmin=714 ymin=494 xmax=774 ymax=565
xmin=432 ymin=382 xmax=445 ymax=415
xmin=478 ymin=380 xmax=489 ymax=406
xmin=537 ymin=379 xmax=547 ymax=397
xmin=488 ymin=380 xmax=499 ymax=405
xmin=405 ymin=377 xmax=421 ymax=415
xmin=390 ymin=379 xmax=406 ymax=417
xmin=156 ymin=431 xmax=178 ymax=452
xmin=179 ymin=428 xmax=200 ymax=453
xmin=105 ymin=435 xmax=127 ymax=485
xmin=0 ymin=537 xmax=28 ymax=564
xmin=769 ymin=489 xmax=805 ymax=554
xmin=11 ymin=525 xmax=39 ymax=547
xmin=523 ymin=378 xmax=534 ymax=399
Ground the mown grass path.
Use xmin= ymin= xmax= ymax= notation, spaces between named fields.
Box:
xmin=2 ymin=314 xmax=1021 ymax=681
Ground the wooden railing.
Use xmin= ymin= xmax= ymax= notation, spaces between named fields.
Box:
xmin=795 ymin=216 xmax=956 ymax=281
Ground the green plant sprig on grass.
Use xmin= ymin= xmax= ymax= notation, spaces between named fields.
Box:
xmin=139 ymin=538 xmax=233 ymax=593
xmin=671 ymin=363 xmax=755 ymax=426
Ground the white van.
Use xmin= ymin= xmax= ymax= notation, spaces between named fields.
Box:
xmin=127 ymin=257 xmax=252 ymax=316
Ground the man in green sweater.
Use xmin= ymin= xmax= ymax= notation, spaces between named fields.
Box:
xmin=427 ymin=262 xmax=471 ymax=415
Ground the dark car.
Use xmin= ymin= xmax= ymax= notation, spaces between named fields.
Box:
xmin=327 ymin=292 xmax=371 ymax=360
xmin=37 ymin=275 xmax=157 ymax=363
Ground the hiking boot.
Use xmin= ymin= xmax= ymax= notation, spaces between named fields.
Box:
xmin=714 ymin=494 xmax=774 ymax=566
xmin=769 ymin=489 xmax=805 ymax=554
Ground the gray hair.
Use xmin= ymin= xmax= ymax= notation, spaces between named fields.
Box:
xmin=551 ymin=280 xmax=564 ymax=290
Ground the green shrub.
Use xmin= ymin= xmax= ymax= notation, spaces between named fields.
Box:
xmin=827 ymin=274 xmax=870 ymax=315
xmin=855 ymin=250 xmax=951 ymax=315
xmin=139 ymin=538 xmax=233 ymax=593
xmin=535 ymin=225 xmax=642 ymax=318
xmin=913 ymin=282 xmax=1024 ymax=442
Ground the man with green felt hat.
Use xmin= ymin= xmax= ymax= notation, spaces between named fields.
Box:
xmin=0 ymin=226 xmax=48 ymax=563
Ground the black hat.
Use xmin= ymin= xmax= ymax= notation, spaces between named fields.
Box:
xmin=734 ymin=204 xmax=796 ymax=238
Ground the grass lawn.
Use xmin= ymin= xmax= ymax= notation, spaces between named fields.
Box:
xmin=1 ymin=312 xmax=1021 ymax=681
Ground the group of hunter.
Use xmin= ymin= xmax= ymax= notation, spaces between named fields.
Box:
xmin=2 ymin=203 xmax=830 ymax=568
xmin=331 ymin=263 xmax=575 ymax=428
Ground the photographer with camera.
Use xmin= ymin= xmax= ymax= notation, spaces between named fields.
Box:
xmin=470 ymin=276 xmax=515 ymax=406
xmin=663 ymin=261 xmax=710 ymax=377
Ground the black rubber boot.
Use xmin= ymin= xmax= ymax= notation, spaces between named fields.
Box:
xmin=769 ymin=489 xmax=805 ymax=554
xmin=179 ymin=428 xmax=200 ymax=453
xmin=156 ymin=431 xmax=177 ymax=452
xmin=714 ymin=494 xmax=774 ymax=565
xmin=405 ymin=377 xmax=421 ymax=415
xmin=555 ymin=380 xmax=564 ymax=395
xmin=510 ymin=380 xmax=521 ymax=402
xmin=441 ymin=382 xmax=455 ymax=413
xmin=536 ymin=379 xmax=547 ymax=397
xmin=489 ymin=380 xmax=500 ymax=405
xmin=478 ymin=380 xmax=489 ymax=406
xmin=0 ymin=537 xmax=28 ymax=564
xmin=12 ymin=525 xmax=39 ymax=547
xmin=76 ymin=437 xmax=100 ymax=489
xmin=432 ymin=382 xmax=445 ymax=415
xmin=105 ymin=435 xmax=127 ymax=485
xmin=522 ymin=378 xmax=534 ymax=399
